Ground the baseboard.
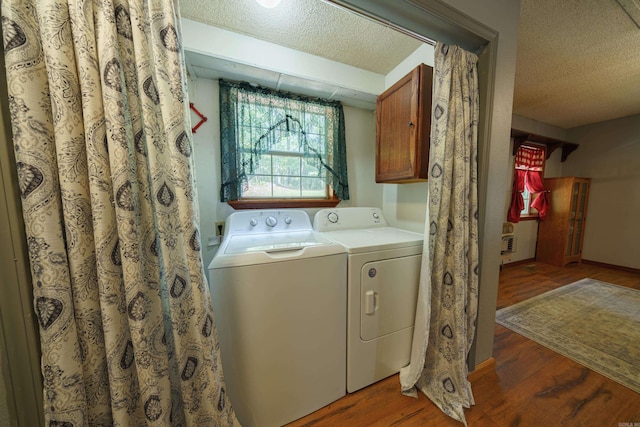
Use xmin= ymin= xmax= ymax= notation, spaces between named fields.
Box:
xmin=468 ymin=357 xmax=495 ymax=382
xmin=501 ymin=258 xmax=536 ymax=268
xmin=582 ymin=259 xmax=640 ymax=274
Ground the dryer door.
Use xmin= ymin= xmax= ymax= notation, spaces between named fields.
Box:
xmin=360 ymin=254 xmax=421 ymax=341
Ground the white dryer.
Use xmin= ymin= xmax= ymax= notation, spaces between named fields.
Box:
xmin=314 ymin=207 xmax=423 ymax=393
xmin=209 ymin=210 xmax=346 ymax=427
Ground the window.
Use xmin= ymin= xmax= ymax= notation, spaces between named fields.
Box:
xmin=507 ymin=143 xmax=549 ymax=222
xmin=219 ymin=80 xmax=349 ymax=208
xmin=520 ymin=187 xmax=531 ymax=215
xmin=520 ymin=187 xmax=539 ymax=216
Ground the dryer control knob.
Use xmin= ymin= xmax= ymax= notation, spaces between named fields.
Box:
xmin=327 ymin=212 xmax=339 ymax=223
xmin=249 ymin=218 xmax=258 ymax=227
xmin=284 ymin=216 xmax=292 ymax=225
xmin=373 ymin=212 xmax=379 ymax=219
xmin=265 ymin=216 xmax=278 ymax=227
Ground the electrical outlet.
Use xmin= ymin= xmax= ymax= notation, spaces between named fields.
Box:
xmin=215 ymin=221 xmax=225 ymax=236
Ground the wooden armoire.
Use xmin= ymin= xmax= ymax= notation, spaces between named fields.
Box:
xmin=536 ymin=177 xmax=591 ymax=267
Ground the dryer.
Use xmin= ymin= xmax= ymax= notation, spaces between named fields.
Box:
xmin=209 ymin=210 xmax=346 ymax=427
xmin=314 ymin=207 xmax=423 ymax=393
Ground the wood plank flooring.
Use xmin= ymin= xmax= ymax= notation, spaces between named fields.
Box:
xmin=287 ymin=261 xmax=640 ymax=426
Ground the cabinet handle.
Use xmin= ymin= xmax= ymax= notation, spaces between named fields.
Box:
xmin=408 ymin=121 xmax=414 ymax=127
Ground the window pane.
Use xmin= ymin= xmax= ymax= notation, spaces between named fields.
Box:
xmin=305 ymin=133 xmax=324 ymax=154
xmin=520 ymin=188 xmax=530 ymax=215
xmin=252 ymin=156 xmax=272 ymax=175
xmin=243 ymin=175 xmax=272 ymax=198
xmin=302 ymin=157 xmax=322 ymax=177
xmin=273 ymin=176 xmax=300 ymax=197
xmin=272 ymin=155 xmax=300 ymax=176
xmin=301 ymin=178 xmax=327 ymax=198
xmin=270 ymin=130 xmax=291 ymax=152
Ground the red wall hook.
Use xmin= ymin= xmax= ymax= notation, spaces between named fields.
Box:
xmin=190 ymin=102 xmax=208 ymax=134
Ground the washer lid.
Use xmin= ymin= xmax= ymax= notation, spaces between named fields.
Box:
xmin=224 ymin=231 xmax=330 ymax=254
xmin=319 ymin=227 xmax=424 ymax=253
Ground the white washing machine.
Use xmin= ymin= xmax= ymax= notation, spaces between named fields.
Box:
xmin=209 ymin=210 xmax=346 ymax=427
xmin=314 ymin=207 xmax=423 ymax=393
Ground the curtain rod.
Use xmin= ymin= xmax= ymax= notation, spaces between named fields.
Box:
xmin=321 ymin=0 xmax=437 ymax=47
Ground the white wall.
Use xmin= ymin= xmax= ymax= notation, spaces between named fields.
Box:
xmin=341 ymin=106 xmax=383 ymax=209
xmin=189 ymin=77 xmax=224 ymax=270
xmin=188 ymin=77 xmax=382 ymax=269
xmin=565 ymin=114 xmax=640 ymax=269
xmin=512 ymin=113 xmax=569 ymax=141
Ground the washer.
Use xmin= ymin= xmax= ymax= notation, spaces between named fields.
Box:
xmin=314 ymin=207 xmax=423 ymax=393
xmin=209 ymin=210 xmax=346 ymax=427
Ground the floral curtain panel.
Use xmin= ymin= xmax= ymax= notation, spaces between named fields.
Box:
xmin=219 ymin=79 xmax=349 ymax=201
xmin=400 ymin=43 xmax=480 ymax=426
xmin=2 ymin=0 xmax=236 ymax=425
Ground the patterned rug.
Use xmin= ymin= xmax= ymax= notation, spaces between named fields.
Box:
xmin=496 ymin=278 xmax=640 ymax=393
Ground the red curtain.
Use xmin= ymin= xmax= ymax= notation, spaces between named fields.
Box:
xmin=526 ymin=171 xmax=549 ymax=219
xmin=507 ymin=145 xmax=549 ymax=223
xmin=507 ymin=169 xmax=526 ymax=222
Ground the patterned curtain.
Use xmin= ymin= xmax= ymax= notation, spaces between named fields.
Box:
xmin=399 ymin=42 xmax=479 ymax=426
xmin=219 ymin=79 xmax=349 ymax=201
xmin=1 ymin=1 xmax=237 ymax=425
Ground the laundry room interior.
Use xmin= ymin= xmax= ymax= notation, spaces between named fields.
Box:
xmin=181 ymin=3 xmax=455 ymax=425
xmin=184 ymin=21 xmax=434 ymax=272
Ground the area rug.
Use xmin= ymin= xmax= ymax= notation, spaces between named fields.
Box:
xmin=495 ymin=278 xmax=640 ymax=394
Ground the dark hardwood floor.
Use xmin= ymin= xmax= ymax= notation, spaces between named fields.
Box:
xmin=287 ymin=261 xmax=640 ymax=426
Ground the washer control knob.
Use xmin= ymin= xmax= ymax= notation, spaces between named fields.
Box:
xmin=284 ymin=216 xmax=292 ymax=225
xmin=373 ymin=212 xmax=379 ymax=219
xmin=265 ymin=216 xmax=278 ymax=227
xmin=249 ymin=218 xmax=258 ymax=227
xmin=327 ymin=212 xmax=339 ymax=223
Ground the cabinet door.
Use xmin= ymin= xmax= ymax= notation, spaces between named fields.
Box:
xmin=565 ymin=181 xmax=580 ymax=257
xmin=375 ymin=64 xmax=431 ymax=183
xmin=565 ymin=179 xmax=590 ymax=259
xmin=573 ymin=181 xmax=590 ymax=256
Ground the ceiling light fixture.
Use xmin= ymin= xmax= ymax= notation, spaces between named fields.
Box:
xmin=255 ymin=0 xmax=281 ymax=8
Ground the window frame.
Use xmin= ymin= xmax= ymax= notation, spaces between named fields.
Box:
xmin=228 ymin=189 xmax=340 ymax=209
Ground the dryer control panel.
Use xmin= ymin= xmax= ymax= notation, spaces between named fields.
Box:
xmin=314 ymin=207 xmax=387 ymax=231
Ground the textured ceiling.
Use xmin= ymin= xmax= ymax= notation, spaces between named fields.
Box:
xmin=179 ymin=0 xmax=421 ymax=75
xmin=513 ymin=0 xmax=640 ymax=129
xmin=181 ymin=0 xmax=640 ymax=130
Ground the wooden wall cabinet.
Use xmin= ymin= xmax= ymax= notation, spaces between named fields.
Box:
xmin=375 ymin=63 xmax=433 ymax=183
xmin=536 ymin=177 xmax=591 ymax=267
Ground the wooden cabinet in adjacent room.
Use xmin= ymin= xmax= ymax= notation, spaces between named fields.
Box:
xmin=536 ymin=177 xmax=591 ymax=267
xmin=375 ymin=63 xmax=433 ymax=183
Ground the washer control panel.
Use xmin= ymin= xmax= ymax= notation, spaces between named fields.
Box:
xmin=225 ymin=210 xmax=311 ymax=235
xmin=313 ymin=207 xmax=386 ymax=231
